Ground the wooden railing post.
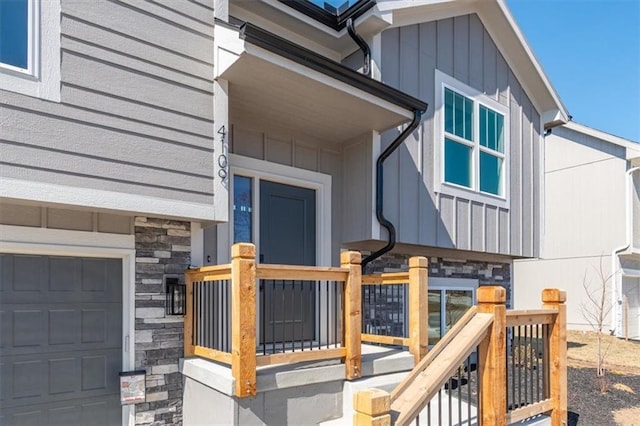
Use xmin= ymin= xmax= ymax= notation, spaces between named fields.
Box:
xmin=408 ymin=256 xmax=428 ymax=363
xmin=477 ymin=285 xmax=507 ymax=426
xmin=353 ymin=388 xmax=391 ymax=426
xmin=542 ymin=288 xmax=567 ymax=426
xmin=341 ymin=250 xmax=362 ymax=380
xmin=184 ymin=271 xmax=195 ymax=357
xmin=231 ymin=243 xmax=257 ymax=397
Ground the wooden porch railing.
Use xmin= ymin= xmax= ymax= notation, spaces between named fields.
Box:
xmin=184 ymin=243 xmax=364 ymax=397
xmin=361 ymin=256 xmax=428 ymax=363
xmin=354 ymin=287 xmax=567 ymax=426
xmin=184 ymin=244 xmax=567 ymax=425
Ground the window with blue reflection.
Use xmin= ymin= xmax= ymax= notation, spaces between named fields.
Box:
xmin=444 ymin=138 xmax=472 ymax=188
xmin=0 ymin=0 xmax=29 ymax=69
xmin=233 ymin=175 xmax=253 ymax=243
xmin=444 ymin=88 xmax=473 ymax=141
xmin=480 ymin=152 xmax=503 ymax=196
xmin=480 ymin=105 xmax=504 ymax=153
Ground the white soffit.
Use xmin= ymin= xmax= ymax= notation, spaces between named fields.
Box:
xmin=215 ymin=25 xmax=416 ymax=143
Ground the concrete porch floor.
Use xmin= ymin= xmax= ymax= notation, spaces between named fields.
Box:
xmin=180 ymin=344 xmax=415 ymax=397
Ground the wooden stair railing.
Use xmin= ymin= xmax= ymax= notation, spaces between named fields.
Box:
xmin=354 ymin=287 xmax=567 ymax=426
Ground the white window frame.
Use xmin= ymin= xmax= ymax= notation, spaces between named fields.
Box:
xmin=428 ymin=277 xmax=479 ymax=346
xmin=0 ymin=0 xmax=61 ymax=102
xmin=434 ymin=70 xmax=510 ymax=208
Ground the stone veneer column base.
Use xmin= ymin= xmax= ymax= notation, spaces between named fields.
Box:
xmin=133 ymin=217 xmax=190 ymax=426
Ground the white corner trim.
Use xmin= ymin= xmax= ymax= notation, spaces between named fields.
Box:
xmin=0 ymin=177 xmax=216 ymax=221
xmin=0 ymin=0 xmax=61 ymax=102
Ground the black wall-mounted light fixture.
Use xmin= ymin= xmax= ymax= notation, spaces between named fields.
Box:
xmin=165 ymin=277 xmax=186 ymax=316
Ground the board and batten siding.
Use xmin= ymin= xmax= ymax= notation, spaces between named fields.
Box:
xmin=0 ymin=0 xmax=215 ymax=208
xmin=352 ymin=14 xmax=541 ymax=258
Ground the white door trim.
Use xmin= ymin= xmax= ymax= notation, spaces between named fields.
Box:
xmin=217 ymin=153 xmax=332 ymax=267
xmin=0 ymin=225 xmax=136 ymax=426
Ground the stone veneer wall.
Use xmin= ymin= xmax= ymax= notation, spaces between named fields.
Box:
xmin=365 ymin=252 xmax=512 ymax=305
xmin=134 ymin=217 xmax=190 ymax=425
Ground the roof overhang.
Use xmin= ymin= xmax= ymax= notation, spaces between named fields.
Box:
xmin=377 ymin=0 xmax=570 ymax=129
xmin=563 ymin=122 xmax=640 ymax=159
xmin=215 ymin=21 xmax=427 ymax=143
xmin=229 ymin=0 xmax=392 ymax=58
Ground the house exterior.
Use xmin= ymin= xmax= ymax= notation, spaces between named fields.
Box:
xmin=514 ymin=122 xmax=640 ymax=339
xmin=0 ymin=0 xmax=567 ymax=425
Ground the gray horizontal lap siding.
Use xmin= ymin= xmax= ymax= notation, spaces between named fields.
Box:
xmin=377 ymin=15 xmax=540 ymax=258
xmin=0 ymin=0 xmax=215 ymax=206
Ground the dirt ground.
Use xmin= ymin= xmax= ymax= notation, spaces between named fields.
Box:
xmin=567 ymin=330 xmax=640 ymax=425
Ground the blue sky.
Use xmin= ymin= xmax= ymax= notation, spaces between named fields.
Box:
xmin=506 ymin=0 xmax=640 ymax=142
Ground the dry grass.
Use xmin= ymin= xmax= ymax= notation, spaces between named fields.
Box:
xmin=612 ymin=407 xmax=640 ymax=426
xmin=567 ymin=330 xmax=640 ymax=374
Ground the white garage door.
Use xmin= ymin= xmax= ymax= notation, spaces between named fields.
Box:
xmin=0 ymin=254 xmax=123 ymax=426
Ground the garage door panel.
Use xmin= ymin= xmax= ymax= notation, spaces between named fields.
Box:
xmin=13 ymin=309 xmax=46 ymax=347
xmin=1 ymin=303 xmax=122 ymax=356
xmin=0 ymin=254 xmax=123 ymax=424
xmin=0 ymin=255 xmax=122 ymax=304
xmin=1 ymin=348 xmax=122 ymax=409
xmin=50 ymin=257 xmax=82 ymax=292
xmin=0 ymin=394 xmax=122 ymax=426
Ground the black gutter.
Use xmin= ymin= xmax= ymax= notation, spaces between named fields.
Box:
xmin=278 ymin=0 xmax=376 ymax=32
xmin=239 ymin=22 xmax=427 ymax=112
xmin=346 ymin=18 xmax=371 ymax=77
xmin=361 ymin=110 xmax=425 ymax=273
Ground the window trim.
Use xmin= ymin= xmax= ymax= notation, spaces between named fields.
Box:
xmin=435 ymin=70 xmax=510 ymax=209
xmin=0 ymin=0 xmax=61 ymax=102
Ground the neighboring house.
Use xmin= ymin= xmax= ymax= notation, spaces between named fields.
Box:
xmin=514 ymin=122 xmax=640 ymax=340
xmin=0 ymin=0 xmax=568 ymax=425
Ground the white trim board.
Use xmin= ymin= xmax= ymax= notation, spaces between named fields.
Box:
xmin=0 ymin=177 xmax=216 ymax=222
xmin=0 ymin=225 xmax=136 ymax=426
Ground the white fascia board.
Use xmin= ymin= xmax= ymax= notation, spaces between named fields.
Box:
xmin=481 ymin=0 xmax=569 ymax=124
xmin=382 ymin=1 xmax=475 ymax=28
xmin=564 ymin=121 xmax=640 ymax=156
xmin=214 ymin=24 xmax=244 ymax=78
xmin=0 ymin=178 xmax=216 ymax=222
xmin=376 ymin=0 xmax=457 ymax=13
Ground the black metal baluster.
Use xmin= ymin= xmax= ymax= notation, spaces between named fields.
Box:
xmin=467 ymin=356 xmax=472 ymax=425
xmin=438 ymin=389 xmax=442 ymax=426
xmin=271 ymin=280 xmax=276 ymax=354
xmin=261 ymin=280 xmax=266 ymax=355
xmin=457 ymin=363 xmax=462 ymax=425
xmin=524 ymin=325 xmax=528 ymax=404
xmin=536 ymin=324 xmax=540 ymax=401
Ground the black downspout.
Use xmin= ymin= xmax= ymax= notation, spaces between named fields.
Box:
xmin=346 ymin=18 xmax=371 ymax=77
xmin=361 ymin=110 xmax=424 ymax=273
